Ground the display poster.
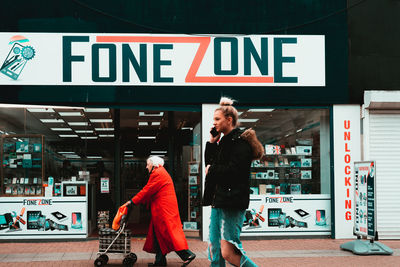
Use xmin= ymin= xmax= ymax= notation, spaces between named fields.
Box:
xmin=0 ymin=33 xmax=325 ymax=86
xmin=0 ymin=197 xmax=87 ymax=239
xmin=241 ymin=194 xmax=331 ymax=236
xmin=100 ymin=177 xmax=110 ymax=193
xmin=354 ymin=161 xmax=376 ymax=238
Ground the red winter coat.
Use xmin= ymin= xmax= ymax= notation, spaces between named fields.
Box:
xmin=132 ymin=166 xmax=188 ymax=255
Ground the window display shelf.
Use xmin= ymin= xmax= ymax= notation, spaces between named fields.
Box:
xmin=251 ymin=166 xmax=312 ymax=169
xmin=0 ymin=134 xmax=44 ymax=197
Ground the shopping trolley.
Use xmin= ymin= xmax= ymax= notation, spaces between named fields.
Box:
xmin=94 ymin=222 xmax=137 ymax=266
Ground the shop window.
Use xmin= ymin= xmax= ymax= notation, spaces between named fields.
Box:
xmin=238 ymin=108 xmax=331 ymax=196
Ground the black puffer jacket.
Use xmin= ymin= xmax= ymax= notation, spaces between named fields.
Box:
xmin=202 ymin=128 xmax=263 ymax=210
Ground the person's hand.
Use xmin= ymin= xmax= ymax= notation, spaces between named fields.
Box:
xmin=210 ymin=127 xmax=220 ymax=143
xmin=124 ymin=200 xmax=132 ymax=207
xmin=205 ymin=164 xmax=211 ymax=175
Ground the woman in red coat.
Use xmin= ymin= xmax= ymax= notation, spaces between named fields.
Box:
xmin=126 ymin=156 xmax=196 ymax=266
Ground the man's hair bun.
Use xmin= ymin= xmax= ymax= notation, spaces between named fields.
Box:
xmin=219 ymin=97 xmax=234 ymax=106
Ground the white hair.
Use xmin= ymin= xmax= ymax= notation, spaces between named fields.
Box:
xmin=147 ymin=156 xmax=164 ymax=167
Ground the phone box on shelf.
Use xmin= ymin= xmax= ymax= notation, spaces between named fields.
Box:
xmin=266 ymin=184 xmax=275 ymax=195
xmin=259 ymin=184 xmax=267 ymax=194
xmin=295 ymin=146 xmax=312 ymax=155
xmin=265 ymin=145 xmax=281 ymax=155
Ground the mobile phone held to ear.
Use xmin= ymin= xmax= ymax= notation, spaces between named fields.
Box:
xmin=210 ymin=127 xmax=219 ymax=137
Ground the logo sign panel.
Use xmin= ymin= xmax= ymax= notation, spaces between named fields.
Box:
xmin=0 ymin=33 xmax=325 ymax=86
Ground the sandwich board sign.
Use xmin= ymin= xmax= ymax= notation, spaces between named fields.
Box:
xmin=340 ymin=161 xmax=392 ymax=255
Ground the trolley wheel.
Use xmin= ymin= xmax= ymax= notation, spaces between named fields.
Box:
xmin=94 ymin=257 xmax=104 ymax=266
xmin=99 ymin=254 xmax=109 ymax=264
xmin=129 ymin=252 xmax=137 ymax=263
xmin=123 ymin=256 xmax=134 ymax=267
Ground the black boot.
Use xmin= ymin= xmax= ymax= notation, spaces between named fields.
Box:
xmin=176 ymin=250 xmax=196 ymax=266
xmin=148 ymin=253 xmax=167 ymax=266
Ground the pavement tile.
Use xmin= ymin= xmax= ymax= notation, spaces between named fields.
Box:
xmin=32 ymin=252 xmax=64 ymax=261
xmin=0 ymin=238 xmax=399 ymax=266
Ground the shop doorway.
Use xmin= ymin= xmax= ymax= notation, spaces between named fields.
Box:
xmin=119 ymin=109 xmax=201 ymax=236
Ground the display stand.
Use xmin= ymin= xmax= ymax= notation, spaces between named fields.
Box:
xmin=340 ymin=237 xmax=393 ymax=255
xmin=0 ymin=134 xmax=44 ymax=197
xmin=186 ymin=161 xmax=200 ymax=233
xmin=340 ymin=161 xmax=393 ymax=255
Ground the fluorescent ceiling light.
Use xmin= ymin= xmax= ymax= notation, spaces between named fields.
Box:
xmin=99 ymin=134 xmax=114 ymax=137
xmin=68 ymin=122 xmax=89 ymax=126
xmin=40 ymin=119 xmax=64 ymax=123
xmin=87 ymin=156 xmax=102 ymax=159
xmin=151 ymin=150 xmax=167 ymax=154
xmin=80 ymin=136 xmax=98 ymax=139
xmin=58 ymin=112 xmax=83 ymax=116
xmin=138 ymin=136 xmax=156 ymax=139
xmin=95 ymin=128 xmax=114 ymax=131
xmin=51 ymin=128 xmax=72 ymax=131
xmin=238 ymin=112 xmax=243 ymax=116
xmin=124 ymin=151 xmax=134 ymax=154
xmin=248 ymin=109 xmax=275 ymax=112
xmin=65 ymin=155 xmax=81 ymax=158
xmin=58 ymin=152 xmax=76 ymax=154
xmin=75 ymin=130 xmax=94 ymax=133
xmin=139 ymin=112 xmax=164 ymax=117
xmin=59 ymin=134 xmax=78 ymax=138
xmin=152 ymin=122 xmax=161 ymax=126
xmin=138 ymin=122 xmax=148 ymax=126
xmin=238 ymin=119 xmax=259 ymax=123
xmin=84 ymin=108 xmax=110 ymax=112
xmin=181 ymin=127 xmax=193 ymax=130
xmin=124 ymin=154 xmax=134 ymax=157
xmin=90 ymin=119 xmax=113 ymax=123
xmin=0 ymin=104 xmax=83 ymax=109
xmin=296 ymin=128 xmax=303 ymax=133
xmin=27 ymin=108 xmax=54 ymax=113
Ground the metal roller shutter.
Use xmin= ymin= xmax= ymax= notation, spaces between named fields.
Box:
xmin=369 ymin=113 xmax=400 ymax=239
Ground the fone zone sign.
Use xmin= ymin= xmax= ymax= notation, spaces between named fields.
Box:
xmin=0 ymin=33 xmax=325 ymax=86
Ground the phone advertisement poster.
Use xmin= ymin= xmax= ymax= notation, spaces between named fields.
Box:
xmin=242 ymin=194 xmax=331 ymax=236
xmin=0 ymin=197 xmax=87 ymax=239
xmin=354 ymin=161 xmax=376 ymax=238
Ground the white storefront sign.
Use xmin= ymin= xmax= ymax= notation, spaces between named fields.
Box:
xmin=333 ymin=105 xmax=361 ymax=239
xmin=0 ymin=33 xmax=325 ymax=86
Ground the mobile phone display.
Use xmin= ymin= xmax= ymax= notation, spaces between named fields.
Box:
xmin=294 ymin=209 xmax=310 ymax=219
xmin=210 ymin=127 xmax=219 ymax=137
xmin=71 ymin=212 xmax=82 ymax=229
xmin=51 ymin=211 xmax=67 ymax=222
xmin=27 ymin=211 xmax=42 ymax=230
xmin=316 ymin=210 xmax=326 ymax=226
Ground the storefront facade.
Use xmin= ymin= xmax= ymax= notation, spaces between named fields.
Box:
xmin=0 ymin=0 xmax=352 ymax=240
xmin=0 ymin=32 xmax=350 ymax=240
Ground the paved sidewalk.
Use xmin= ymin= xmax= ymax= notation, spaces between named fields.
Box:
xmin=0 ymin=238 xmax=399 ymax=266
